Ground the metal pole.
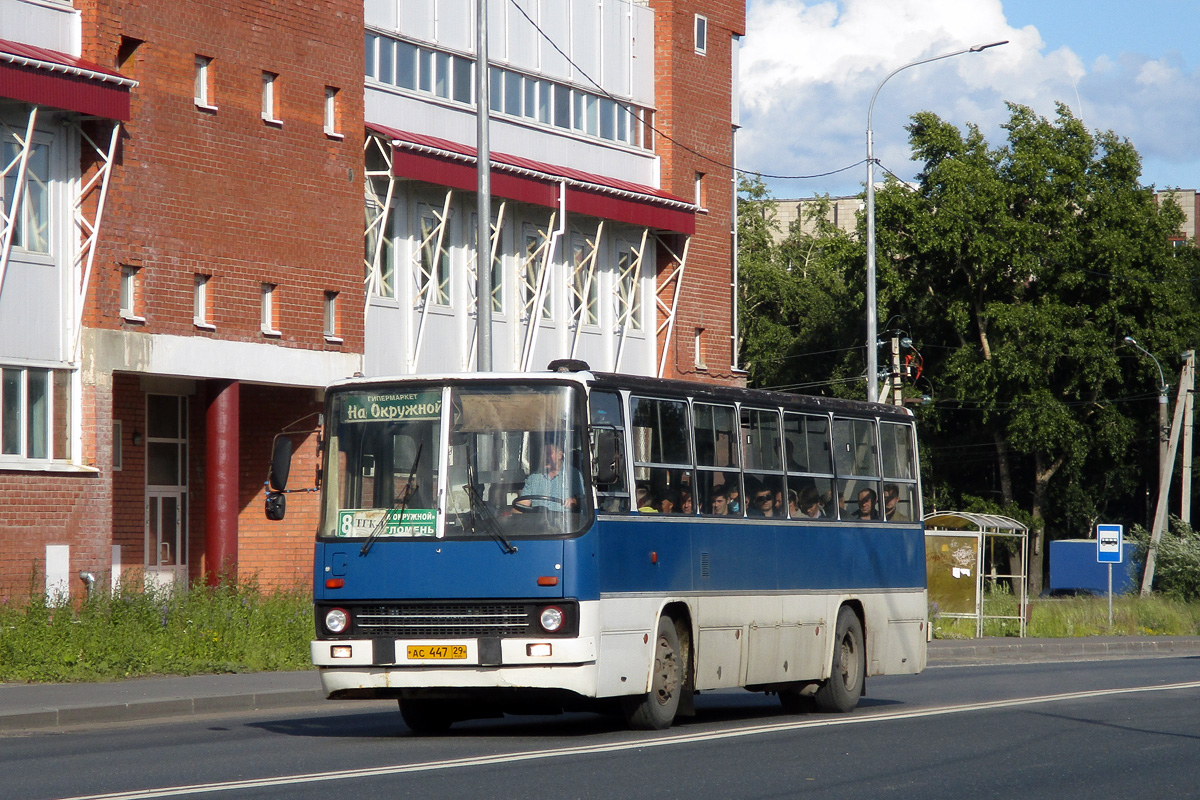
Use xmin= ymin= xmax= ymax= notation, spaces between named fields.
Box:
xmin=864 ymin=40 xmax=1007 ymax=402
xmin=1183 ymin=351 xmax=1195 ymax=524
xmin=1124 ymin=336 xmax=1169 ymax=509
xmin=475 ymin=0 xmax=493 ymax=372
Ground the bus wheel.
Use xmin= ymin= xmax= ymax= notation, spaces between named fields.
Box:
xmin=399 ymin=698 xmax=453 ymax=734
xmin=622 ymin=616 xmax=683 ymax=730
xmin=814 ymin=606 xmax=864 ymax=713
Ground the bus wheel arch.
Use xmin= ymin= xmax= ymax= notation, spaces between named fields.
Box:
xmin=814 ymin=603 xmax=865 ymax=713
xmin=622 ymin=607 xmax=691 ymax=730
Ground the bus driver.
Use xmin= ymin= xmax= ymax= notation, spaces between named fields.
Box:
xmin=516 ymin=436 xmax=584 ymax=511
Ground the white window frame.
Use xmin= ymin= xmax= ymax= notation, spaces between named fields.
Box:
xmin=261 ymin=283 xmax=280 ymax=336
xmin=194 ymin=55 xmax=216 ymax=111
xmin=324 ymin=290 xmax=343 ymax=343
xmin=0 ymin=366 xmax=68 ymax=464
xmin=694 ymin=15 xmax=708 ymax=55
xmin=120 ymin=265 xmax=144 ymax=323
xmin=261 ymin=71 xmax=281 ymax=125
xmin=194 ymin=274 xmax=214 ymax=330
xmin=2 ymin=134 xmax=53 ymax=256
xmin=324 ymin=86 xmax=343 ymax=139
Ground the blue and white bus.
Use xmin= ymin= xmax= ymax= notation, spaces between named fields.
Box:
xmin=276 ymin=362 xmax=927 ymax=731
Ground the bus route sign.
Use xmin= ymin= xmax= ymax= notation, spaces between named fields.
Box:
xmin=1097 ymin=523 xmax=1123 ymax=564
xmin=342 ymin=390 xmax=441 ymax=423
xmin=338 ymin=508 xmax=438 ymax=538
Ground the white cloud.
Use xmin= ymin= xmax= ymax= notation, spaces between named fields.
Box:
xmin=738 ymin=0 xmax=1200 ymax=197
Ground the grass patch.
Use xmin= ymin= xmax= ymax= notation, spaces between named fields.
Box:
xmin=0 ymin=579 xmax=312 ymax=683
xmin=932 ymin=588 xmax=1200 ymax=639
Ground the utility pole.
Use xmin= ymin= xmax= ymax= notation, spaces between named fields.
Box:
xmin=1142 ymin=367 xmax=1191 ymax=594
xmin=1182 ymin=350 xmax=1195 ymax=524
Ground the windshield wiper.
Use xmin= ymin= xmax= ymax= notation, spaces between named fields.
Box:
xmin=464 ymin=464 xmax=517 ymax=554
xmin=361 ymin=442 xmax=422 ymax=557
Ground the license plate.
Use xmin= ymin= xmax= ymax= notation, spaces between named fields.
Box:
xmin=406 ymin=644 xmax=468 ymax=660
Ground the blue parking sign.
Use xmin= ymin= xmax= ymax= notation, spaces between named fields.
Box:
xmin=1097 ymin=524 xmax=1123 ymax=564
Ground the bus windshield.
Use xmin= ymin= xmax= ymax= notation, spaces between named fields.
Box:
xmin=320 ymin=383 xmax=591 ymax=541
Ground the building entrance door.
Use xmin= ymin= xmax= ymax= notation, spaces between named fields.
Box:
xmin=144 ymin=394 xmax=188 ymax=591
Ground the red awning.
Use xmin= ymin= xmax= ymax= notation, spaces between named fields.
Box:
xmin=368 ymin=122 xmax=695 ymax=235
xmin=0 ymin=38 xmax=136 ymax=121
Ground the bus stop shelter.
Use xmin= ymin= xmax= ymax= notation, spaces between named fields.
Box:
xmin=924 ymin=512 xmax=1029 ymax=638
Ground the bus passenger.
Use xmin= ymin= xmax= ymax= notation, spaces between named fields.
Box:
xmin=636 ymin=483 xmax=658 ymax=513
xmin=883 ymin=483 xmax=908 ymax=521
xmin=750 ymin=486 xmax=779 ymax=517
xmin=679 ymin=489 xmax=694 ymax=515
xmin=709 ymin=486 xmax=731 ymax=516
xmin=797 ymin=486 xmax=825 ymax=518
xmin=516 ymin=437 xmax=584 ymax=511
xmin=658 ymin=487 xmax=679 ymax=514
xmin=854 ymin=488 xmax=879 ymax=520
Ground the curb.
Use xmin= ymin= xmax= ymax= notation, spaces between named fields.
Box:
xmin=928 ymin=637 xmax=1200 ymax=666
xmin=0 ymin=688 xmax=327 ymax=733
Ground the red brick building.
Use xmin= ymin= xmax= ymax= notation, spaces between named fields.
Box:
xmin=0 ymin=0 xmax=743 ymax=601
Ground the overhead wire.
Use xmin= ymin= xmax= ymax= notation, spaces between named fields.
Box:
xmin=504 ymin=0 xmax=862 ymax=182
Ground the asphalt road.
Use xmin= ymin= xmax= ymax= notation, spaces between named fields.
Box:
xmin=6 ymin=656 xmax=1199 ymax=800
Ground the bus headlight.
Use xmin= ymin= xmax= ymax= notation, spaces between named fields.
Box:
xmin=324 ymin=607 xmax=350 ymax=634
xmin=539 ymin=606 xmax=565 ymax=633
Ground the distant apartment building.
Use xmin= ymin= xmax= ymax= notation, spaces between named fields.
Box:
xmin=0 ymin=0 xmax=744 ymax=602
xmin=769 ymin=195 xmax=862 ymax=245
xmin=1156 ymin=188 xmax=1199 ymax=243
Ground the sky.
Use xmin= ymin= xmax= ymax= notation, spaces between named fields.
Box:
xmin=737 ymin=0 xmax=1200 ymax=199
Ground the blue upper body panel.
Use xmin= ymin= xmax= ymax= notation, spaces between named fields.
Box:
xmin=313 ymin=516 xmax=924 ymax=601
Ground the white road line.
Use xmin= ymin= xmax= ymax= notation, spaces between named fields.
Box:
xmin=56 ymin=680 xmax=1200 ymax=800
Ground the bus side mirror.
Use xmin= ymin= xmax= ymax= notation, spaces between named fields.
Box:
xmin=265 ymin=491 xmax=286 ymax=520
xmin=269 ymin=435 xmax=293 ymax=492
xmin=593 ymin=428 xmax=620 ymax=485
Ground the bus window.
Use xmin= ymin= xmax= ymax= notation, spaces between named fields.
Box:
xmin=880 ymin=422 xmax=919 ymax=522
xmin=631 ymin=396 xmax=692 ymax=515
xmin=741 ymin=407 xmax=785 ymax=518
xmin=693 ymin=402 xmax=740 ymax=516
xmin=590 ymin=390 xmax=629 ymax=513
xmin=784 ymin=413 xmax=836 ymax=519
xmin=832 ymin=417 xmax=881 ymax=522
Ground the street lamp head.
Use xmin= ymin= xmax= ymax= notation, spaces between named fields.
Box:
xmin=969 ymin=40 xmax=1009 ymax=53
xmin=1123 ymin=336 xmax=1137 ymax=345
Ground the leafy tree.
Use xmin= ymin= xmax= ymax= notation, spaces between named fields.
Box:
xmin=737 ymin=175 xmax=863 ymax=394
xmin=875 ymin=103 xmax=1200 ymax=593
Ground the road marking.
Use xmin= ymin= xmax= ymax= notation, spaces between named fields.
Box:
xmin=56 ymin=680 xmax=1200 ymax=800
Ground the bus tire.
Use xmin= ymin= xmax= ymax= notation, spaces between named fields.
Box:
xmin=622 ymin=616 xmax=683 ymax=730
xmin=814 ymin=606 xmax=864 ymax=713
xmin=399 ymin=698 xmax=454 ymax=734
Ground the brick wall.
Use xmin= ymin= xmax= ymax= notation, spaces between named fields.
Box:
xmin=79 ymin=0 xmax=365 ymax=353
xmin=651 ymin=0 xmax=746 ymax=386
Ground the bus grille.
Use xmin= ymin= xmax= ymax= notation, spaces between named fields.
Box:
xmin=355 ymin=604 xmax=530 ymax=637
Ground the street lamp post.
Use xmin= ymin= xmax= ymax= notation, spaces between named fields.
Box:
xmin=865 ymin=40 xmax=1007 ymax=402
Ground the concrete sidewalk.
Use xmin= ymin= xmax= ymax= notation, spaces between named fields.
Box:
xmin=3 ymin=636 xmax=1199 ymax=732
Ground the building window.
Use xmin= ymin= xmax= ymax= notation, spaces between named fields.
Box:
xmin=194 ymin=274 xmax=214 ymax=329
xmin=261 ymin=283 xmax=280 ymax=336
xmin=324 ymin=291 xmax=342 ymax=342
xmin=324 ymin=87 xmax=342 ymax=138
xmin=194 ymin=55 xmax=216 ymax=109
xmin=0 ymin=366 xmax=70 ymax=463
xmin=694 ymin=15 xmax=708 ymax=55
xmin=261 ymin=72 xmax=280 ymax=124
xmin=694 ymin=328 xmax=708 ymax=370
xmin=417 ymin=206 xmax=450 ymax=307
xmin=695 ymin=172 xmax=706 ymax=208
xmin=120 ymin=265 xmax=144 ymax=322
xmin=113 ymin=419 xmax=122 ymax=471
xmin=2 ymin=137 xmax=51 ymax=254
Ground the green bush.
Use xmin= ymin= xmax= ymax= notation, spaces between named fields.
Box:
xmin=1128 ymin=519 xmax=1200 ymax=601
xmin=0 ymin=578 xmax=312 ymax=683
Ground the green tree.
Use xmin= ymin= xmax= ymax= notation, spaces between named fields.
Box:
xmin=876 ymin=103 xmax=1200 ymax=593
xmin=737 ymin=175 xmax=862 ymax=394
